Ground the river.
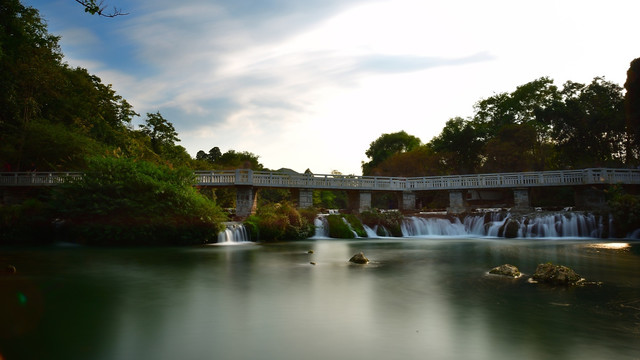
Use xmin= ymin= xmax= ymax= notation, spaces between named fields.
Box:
xmin=1 ymin=237 xmax=639 ymax=360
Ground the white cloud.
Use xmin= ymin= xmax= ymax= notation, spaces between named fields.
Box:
xmin=33 ymin=0 xmax=640 ymax=174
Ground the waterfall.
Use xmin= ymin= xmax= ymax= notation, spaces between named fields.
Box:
xmin=312 ymin=216 xmax=330 ymax=238
xmin=342 ymin=217 xmax=360 ymax=238
xmin=313 ymin=211 xmax=616 ymax=239
xmin=363 ymin=225 xmax=379 ymax=238
xmin=401 ymin=216 xmax=469 ymax=237
xmin=401 ymin=212 xmax=609 ymax=238
xmin=217 ymin=223 xmax=251 ymax=244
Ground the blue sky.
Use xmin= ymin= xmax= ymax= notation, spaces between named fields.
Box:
xmin=27 ymin=0 xmax=640 ymax=175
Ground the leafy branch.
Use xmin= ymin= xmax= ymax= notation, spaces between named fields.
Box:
xmin=74 ymin=0 xmax=128 ymax=17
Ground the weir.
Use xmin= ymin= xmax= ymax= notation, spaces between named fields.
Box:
xmin=311 ymin=211 xmax=629 ymax=239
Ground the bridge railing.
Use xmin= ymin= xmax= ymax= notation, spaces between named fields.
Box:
xmin=0 ymin=172 xmax=83 ymax=186
xmin=3 ymin=168 xmax=640 ymax=190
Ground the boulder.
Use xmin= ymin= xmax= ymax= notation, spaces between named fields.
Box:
xmin=532 ymin=263 xmax=582 ymax=285
xmin=489 ymin=264 xmax=521 ymax=277
xmin=349 ymin=252 xmax=369 ymax=264
xmin=503 ymin=219 xmax=520 ymax=238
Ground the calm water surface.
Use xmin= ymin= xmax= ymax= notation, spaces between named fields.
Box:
xmin=1 ymin=238 xmax=639 ymax=360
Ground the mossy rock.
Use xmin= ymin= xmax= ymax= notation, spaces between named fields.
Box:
xmin=349 ymin=252 xmax=369 ymax=264
xmin=532 ymin=263 xmax=582 ymax=285
xmin=489 ymin=264 xmax=521 ymax=277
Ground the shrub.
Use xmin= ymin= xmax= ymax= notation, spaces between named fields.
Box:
xmin=247 ymin=202 xmax=314 ymax=242
xmin=608 ymin=186 xmax=640 ymax=237
xmin=0 ymin=199 xmax=53 ymax=245
xmin=50 ymin=156 xmax=226 ymax=245
xmin=360 ymin=209 xmax=404 ymax=237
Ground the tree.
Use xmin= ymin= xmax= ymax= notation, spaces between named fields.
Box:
xmin=0 ymin=1 xmax=142 ymax=171
xmin=208 ymin=147 xmax=222 ymax=162
xmin=624 ymin=58 xmax=640 ymax=165
xmin=139 ymin=111 xmax=180 ymax=155
xmin=0 ymin=0 xmax=64 ymax=170
xmin=216 ymin=149 xmax=263 ymax=170
xmin=51 ymin=156 xmax=226 ymax=245
xmin=196 ymin=150 xmax=208 ymax=162
xmin=549 ymin=78 xmax=626 ymax=168
xmin=472 ymin=77 xmax=559 ymax=143
xmin=482 ymin=123 xmax=538 ymax=172
xmin=362 ymin=131 xmax=421 ymax=175
xmin=429 ymin=117 xmax=483 ymax=174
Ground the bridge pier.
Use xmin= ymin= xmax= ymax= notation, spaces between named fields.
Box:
xmin=235 ymin=186 xmax=258 ymax=219
xmin=291 ymin=188 xmax=314 ymax=209
xmin=447 ymin=190 xmax=469 ymax=214
xmin=398 ymin=191 xmax=416 ymax=211
xmin=512 ymin=188 xmax=532 ymax=212
xmin=347 ymin=191 xmax=371 ymax=213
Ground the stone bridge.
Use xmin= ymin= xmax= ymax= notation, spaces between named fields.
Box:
xmin=3 ymin=168 xmax=639 ymax=217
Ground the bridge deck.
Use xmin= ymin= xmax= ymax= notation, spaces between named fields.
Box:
xmin=2 ymin=168 xmax=639 ymax=191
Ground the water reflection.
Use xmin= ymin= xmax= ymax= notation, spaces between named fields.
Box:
xmin=1 ymin=240 xmax=639 ymax=360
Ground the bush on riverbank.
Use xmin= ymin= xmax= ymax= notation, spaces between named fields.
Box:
xmin=360 ymin=209 xmax=404 ymax=237
xmin=244 ymin=202 xmax=315 ymax=242
xmin=607 ymin=185 xmax=640 ymax=237
xmin=50 ymin=156 xmax=227 ymax=245
xmin=326 ymin=214 xmax=367 ymax=238
xmin=0 ymin=199 xmax=54 ymax=245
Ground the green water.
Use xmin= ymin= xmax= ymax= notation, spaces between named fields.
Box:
xmin=1 ymin=238 xmax=639 ymax=360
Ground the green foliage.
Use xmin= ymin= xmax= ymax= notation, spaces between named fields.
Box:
xmin=325 ymin=214 xmax=366 ymax=239
xmin=362 ymin=131 xmax=421 ymax=175
xmin=429 ymin=117 xmax=484 ymax=174
xmin=50 ymin=156 xmax=226 ymax=245
xmin=482 ymin=123 xmax=539 ymax=172
xmin=607 ymin=185 xmax=640 ymax=237
xmin=313 ymin=190 xmax=347 ymax=209
xmin=139 ymin=111 xmax=180 ymax=155
xmin=0 ymin=199 xmax=53 ymax=245
xmin=371 ymin=75 xmax=633 ymax=176
xmin=246 ymin=202 xmax=314 ymax=242
xmin=73 ymin=0 xmax=128 ymax=17
xmin=326 ymin=214 xmax=355 ymax=239
xmin=549 ymin=78 xmax=627 ymax=168
xmin=360 ymin=210 xmax=404 ymax=237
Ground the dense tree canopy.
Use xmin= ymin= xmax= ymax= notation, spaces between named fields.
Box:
xmin=362 ymin=131 xmax=421 ymax=175
xmin=367 ymin=75 xmax=636 ymax=178
xmin=0 ymin=1 xmax=200 ymax=171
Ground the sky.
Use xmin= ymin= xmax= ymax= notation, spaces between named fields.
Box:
xmin=26 ymin=0 xmax=640 ymax=175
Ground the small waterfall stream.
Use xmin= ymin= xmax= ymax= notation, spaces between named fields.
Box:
xmin=217 ymin=222 xmax=251 ymax=244
xmin=312 ymin=216 xmax=330 ymax=238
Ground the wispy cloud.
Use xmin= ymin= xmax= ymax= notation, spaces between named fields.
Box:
xmin=33 ymin=0 xmax=640 ymax=173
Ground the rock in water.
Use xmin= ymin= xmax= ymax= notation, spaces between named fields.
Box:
xmin=489 ymin=264 xmax=521 ymax=277
xmin=532 ymin=263 xmax=582 ymax=285
xmin=349 ymin=252 xmax=369 ymax=264
xmin=504 ymin=219 xmax=520 ymax=238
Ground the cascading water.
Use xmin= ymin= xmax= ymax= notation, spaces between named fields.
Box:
xmin=314 ymin=211 xmax=616 ymax=239
xmin=312 ymin=216 xmax=330 ymax=238
xmin=217 ymin=223 xmax=251 ymax=244
xmin=401 ymin=217 xmax=469 ymax=237
xmin=400 ymin=212 xmax=610 ymax=238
